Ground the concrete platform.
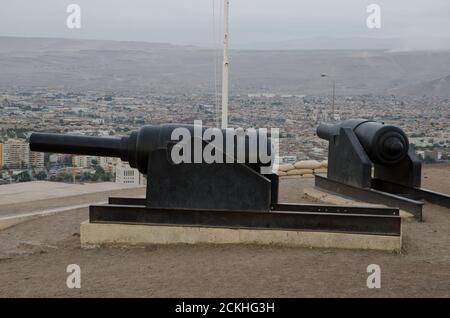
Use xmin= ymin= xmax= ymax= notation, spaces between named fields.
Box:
xmin=0 ymin=203 xmax=100 ymax=230
xmin=80 ymin=221 xmax=402 ymax=252
xmin=0 ymin=181 xmax=141 ymax=207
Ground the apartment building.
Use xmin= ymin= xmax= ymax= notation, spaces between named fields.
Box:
xmin=115 ymin=160 xmax=145 ymax=185
xmin=29 ymin=150 xmax=45 ymax=169
xmin=2 ymin=139 xmax=29 ymax=169
xmin=72 ymin=155 xmax=95 ymax=168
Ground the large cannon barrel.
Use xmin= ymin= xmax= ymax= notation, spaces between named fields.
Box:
xmin=317 ymin=119 xmax=409 ymax=165
xmin=30 ymin=124 xmax=273 ymax=174
xmin=30 ymin=133 xmax=128 ymax=158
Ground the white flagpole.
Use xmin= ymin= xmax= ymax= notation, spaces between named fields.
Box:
xmin=221 ymin=0 xmax=230 ymax=129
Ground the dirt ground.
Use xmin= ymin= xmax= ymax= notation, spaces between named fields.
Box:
xmin=0 ymin=165 xmax=448 ymax=297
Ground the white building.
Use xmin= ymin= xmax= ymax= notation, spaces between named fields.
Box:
xmin=98 ymin=156 xmax=118 ymax=174
xmin=2 ymin=139 xmax=29 ymax=169
xmin=49 ymin=153 xmax=67 ymax=164
xmin=72 ymin=155 xmax=95 ymax=168
xmin=29 ymin=150 xmax=44 ymax=169
xmin=115 ymin=160 xmax=145 ymax=185
xmin=1 ymin=139 xmax=44 ymax=169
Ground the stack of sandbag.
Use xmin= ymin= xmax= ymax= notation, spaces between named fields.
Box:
xmin=276 ymin=163 xmax=295 ymax=176
xmin=275 ymin=159 xmax=328 ymax=177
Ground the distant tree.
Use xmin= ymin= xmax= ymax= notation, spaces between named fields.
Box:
xmin=17 ymin=171 xmax=31 ymax=182
xmin=101 ymin=173 xmax=112 ymax=182
xmin=56 ymin=171 xmax=72 ymax=182
xmin=91 ymin=173 xmax=99 ymax=182
xmin=83 ymin=172 xmax=92 ymax=181
xmin=94 ymin=166 xmax=105 ymax=174
xmin=35 ymin=171 xmax=47 ymax=180
xmin=16 ymin=130 xmax=26 ymax=139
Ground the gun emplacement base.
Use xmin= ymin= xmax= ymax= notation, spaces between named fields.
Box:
xmin=82 ymin=200 xmax=401 ymax=251
xmin=88 ymin=198 xmax=401 ymax=236
xmin=315 ymin=175 xmax=450 ymax=222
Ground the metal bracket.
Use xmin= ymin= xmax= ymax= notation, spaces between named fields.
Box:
xmin=90 ymin=197 xmax=402 ymax=237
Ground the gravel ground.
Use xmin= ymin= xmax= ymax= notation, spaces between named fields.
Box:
xmin=0 ymin=165 xmax=448 ymax=297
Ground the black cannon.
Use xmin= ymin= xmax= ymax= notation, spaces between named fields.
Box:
xmin=30 ymin=124 xmax=276 ymax=211
xmin=29 ymin=123 xmax=402 ymax=236
xmin=317 ymin=119 xmax=410 ymax=167
xmin=315 ymin=119 xmax=450 ymax=220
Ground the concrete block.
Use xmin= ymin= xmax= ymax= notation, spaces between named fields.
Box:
xmin=80 ymin=221 xmax=401 ymax=252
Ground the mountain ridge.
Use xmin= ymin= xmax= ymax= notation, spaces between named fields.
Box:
xmin=1 ymin=36 xmax=449 ymax=96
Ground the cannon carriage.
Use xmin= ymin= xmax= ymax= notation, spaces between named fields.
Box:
xmin=315 ymin=119 xmax=450 ymax=220
xmin=29 ymin=123 xmax=401 ymax=237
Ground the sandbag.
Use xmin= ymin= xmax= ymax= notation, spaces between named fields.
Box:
xmin=278 ymin=164 xmax=295 ymax=172
xmin=286 ymin=169 xmax=303 ymax=176
xmin=294 ymin=168 xmax=313 ymax=175
xmin=321 ymin=160 xmax=328 ymax=168
xmin=313 ymin=168 xmax=328 ymax=174
xmin=294 ymin=160 xmax=322 ymax=169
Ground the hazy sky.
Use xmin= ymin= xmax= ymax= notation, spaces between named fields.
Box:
xmin=1 ymin=0 xmax=449 ymax=46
